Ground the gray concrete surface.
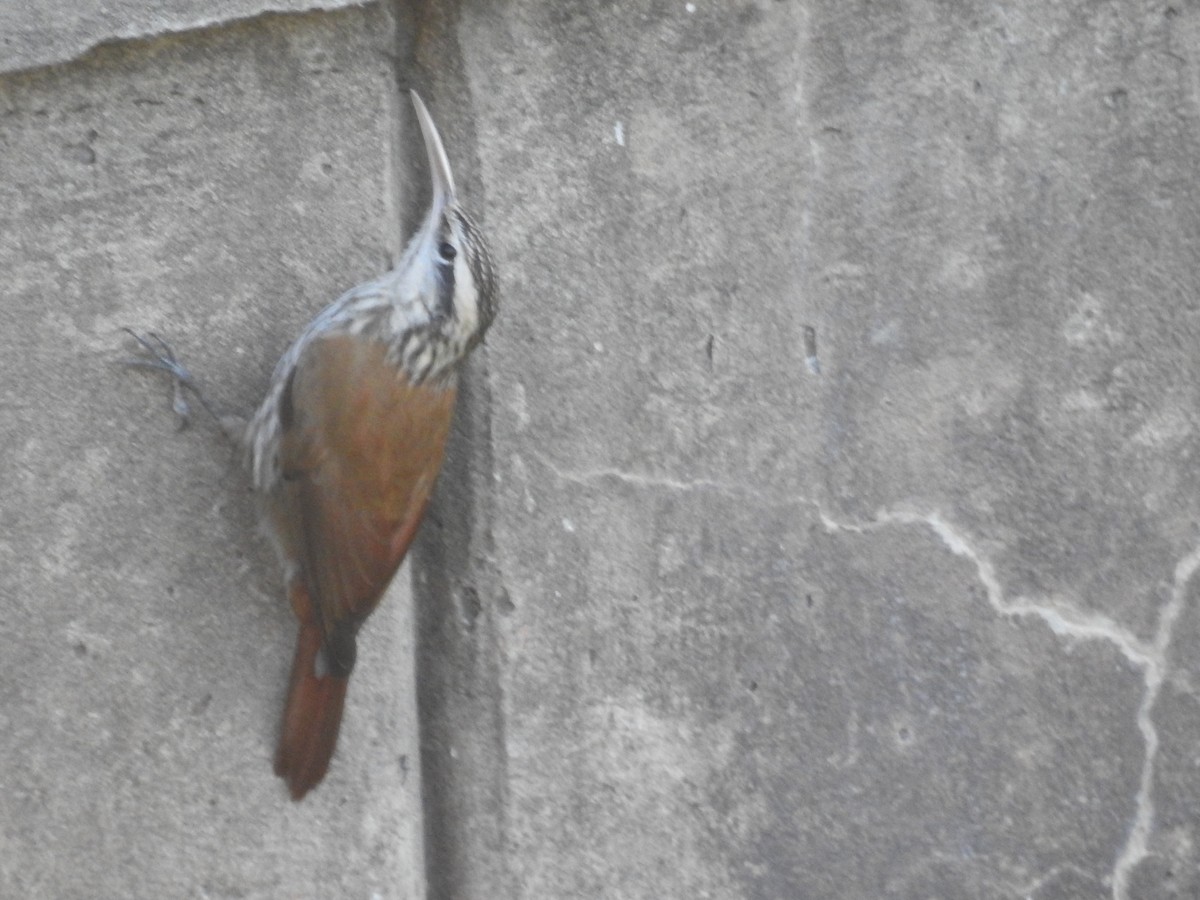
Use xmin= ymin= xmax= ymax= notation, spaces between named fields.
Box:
xmin=0 ymin=0 xmax=368 ymax=74
xmin=5 ymin=0 xmax=1200 ymax=898
xmin=1 ymin=7 xmax=423 ymax=898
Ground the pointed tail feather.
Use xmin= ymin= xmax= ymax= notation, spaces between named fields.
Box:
xmin=274 ymin=622 xmax=349 ymax=800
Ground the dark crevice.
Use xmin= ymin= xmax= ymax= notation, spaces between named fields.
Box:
xmin=388 ymin=2 xmax=511 ymax=898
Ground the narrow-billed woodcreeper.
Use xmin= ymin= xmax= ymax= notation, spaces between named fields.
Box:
xmin=127 ymin=92 xmax=496 ymax=800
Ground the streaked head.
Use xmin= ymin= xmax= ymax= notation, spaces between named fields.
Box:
xmin=401 ymin=92 xmax=497 ymax=358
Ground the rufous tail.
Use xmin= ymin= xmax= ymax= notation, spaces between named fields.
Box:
xmin=274 ymin=621 xmax=348 ymax=801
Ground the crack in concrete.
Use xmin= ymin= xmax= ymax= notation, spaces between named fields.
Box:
xmin=534 ymin=459 xmax=801 ymax=502
xmin=535 ymin=458 xmax=1200 ymax=896
xmin=819 ymin=508 xmax=1156 ymax=667
xmin=547 ymin=467 xmax=754 ymax=495
xmin=820 ymin=505 xmax=1200 ymax=900
xmin=1110 ymin=540 xmax=1200 ymax=899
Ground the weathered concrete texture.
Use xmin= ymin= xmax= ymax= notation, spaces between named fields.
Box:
xmin=0 ymin=0 xmax=369 ymax=75
xmin=10 ymin=0 xmax=1200 ymax=898
xmin=448 ymin=0 xmax=1200 ymax=897
xmin=1132 ymin=569 xmax=1200 ymax=900
xmin=0 ymin=8 xmax=425 ymax=898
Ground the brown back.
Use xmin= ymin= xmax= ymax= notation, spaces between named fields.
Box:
xmin=270 ymin=334 xmax=457 ymax=640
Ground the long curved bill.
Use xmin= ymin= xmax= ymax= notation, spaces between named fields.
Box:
xmin=411 ymin=91 xmax=456 ymax=215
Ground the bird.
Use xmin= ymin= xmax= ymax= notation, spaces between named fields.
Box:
xmin=125 ymin=91 xmax=497 ymax=800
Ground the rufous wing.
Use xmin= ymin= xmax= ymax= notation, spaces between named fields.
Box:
xmin=274 ymin=334 xmax=457 ymax=638
xmin=270 ymin=334 xmax=456 ymax=798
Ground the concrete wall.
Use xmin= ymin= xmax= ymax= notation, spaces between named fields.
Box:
xmin=4 ymin=1 xmax=1200 ymax=898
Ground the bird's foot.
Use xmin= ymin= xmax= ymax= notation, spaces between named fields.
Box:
xmin=122 ymin=329 xmax=216 ymax=430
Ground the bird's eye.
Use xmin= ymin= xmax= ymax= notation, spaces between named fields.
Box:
xmin=439 ymin=242 xmax=457 ymax=261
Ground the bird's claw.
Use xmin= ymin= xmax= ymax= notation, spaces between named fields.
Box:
xmin=122 ymin=328 xmax=194 ymax=381
xmin=122 ymin=328 xmax=198 ymax=428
